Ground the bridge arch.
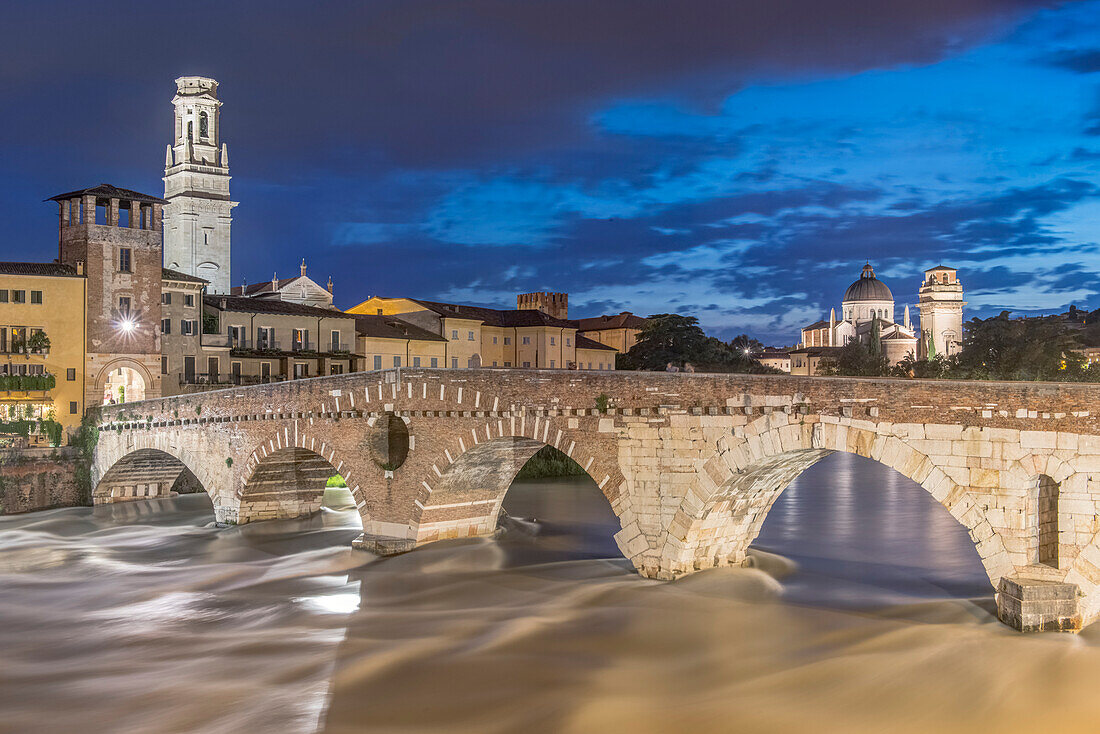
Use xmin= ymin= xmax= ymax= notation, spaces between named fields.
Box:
xmin=238 ymin=428 xmax=370 ymax=525
xmin=412 ymin=421 xmax=628 ymax=549
xmin=647 ymin=416 xmax=1012 ymax=590
xmin=94 ymin=447 xmax=209 ymax=506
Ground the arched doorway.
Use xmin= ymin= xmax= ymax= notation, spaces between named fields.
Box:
xmin=102 ymin=366 xmax=146 ymax=405
xmin=1036 ymin=474 xmax=1060 ymax=568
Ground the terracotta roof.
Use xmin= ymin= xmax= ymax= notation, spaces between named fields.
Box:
xmin=354 ymin=315 xmax=447 ymax=342
xmin=790 ymin=346 xmax=844 ymax=356
xmin=802 ymin=320 xmax=830 ymax=330
xmin=573 ymin=312 xmax=648 ymax=331
xmin=162 ymin=267 xmax=207 ymax=284
xmin=411 ymin=299 xmax=575 ymax=328
xmin=924 ymin=265 xmax=956 ymax=272
xmin=47 ymin=183 xmax=167 ymax=205
xmin=0 ymin=262 xmax=79 ymax=277
xmin=575 ymin=334 xmax=618 ymax=352
xmin=204 ymin=295 xmax=352 ymax=318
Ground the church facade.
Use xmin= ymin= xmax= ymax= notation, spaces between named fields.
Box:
xmin=793 ymin=263 xmax=964 ymax=375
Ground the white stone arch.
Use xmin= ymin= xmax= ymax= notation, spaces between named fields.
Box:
xmin=94 ymin=357 xmax=156 ymax=406
xmin=651 ymin=415 xmax=1008 ymax=587
xmin=94 ymin=434 xmax=221 ymax=513
xmin=412 ymin=421 xmax=628 ymax=549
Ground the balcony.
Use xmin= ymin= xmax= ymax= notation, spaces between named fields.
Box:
xmin=200 ymin=333 xmax=233 ymax=348
xmin=179 ymin=372 xmax=287 ymax=387
xmin=0 ymin=373 xmax=55 ymax=393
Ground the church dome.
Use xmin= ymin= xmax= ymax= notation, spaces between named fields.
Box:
xmin=843 ymin=263 xmax=893 ymax=303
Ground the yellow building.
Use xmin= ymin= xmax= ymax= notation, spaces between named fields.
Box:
xmin=354 ymin=315 xmax=448 ymax=369
xmin=574 ymin=312 xmax=647 ymax=354
xmin=346 ymin=296 xmax=617 ymax=370
xmin=0 ymin=262 xmax=87 ymax=444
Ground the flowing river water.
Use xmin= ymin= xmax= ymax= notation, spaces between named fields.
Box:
xmin=4 ymin=452 xmax=1100 ymax=733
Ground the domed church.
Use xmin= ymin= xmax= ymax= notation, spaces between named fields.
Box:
xmin=797 ymin=262 xmax=931 ymax=370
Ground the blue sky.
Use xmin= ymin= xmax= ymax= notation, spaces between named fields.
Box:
xmin=2 ymin=0 xmax=1098 ymax=342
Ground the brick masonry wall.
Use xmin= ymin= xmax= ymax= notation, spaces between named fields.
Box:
xmin=0 ymin=450 xmax=86 ymax=515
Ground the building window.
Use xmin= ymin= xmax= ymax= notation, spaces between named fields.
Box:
xmin=161 ymin=318 xmax=171 ymax=334
xmin=451 ymin=329 xmax=459 ymax=339
xmin=69 ymin=401 xmax=78 ymax=414
xmin=330 ymin=364 xmax=344 ymax=375
xmin=199 ymin=111 xmax=209 ymax=139
xmin=228 ymin=325 xmax=243 ymax=347
xmin=504 ymin=361 xmax=511 ymax=367
xmin=12 ymin=290 xmax=25 ymax=304
xmin=257 ymin=327 xmax=274 ymax=349
xmin=492 ymin=336 xmax=498 ymax=344
xmin=184 ymin=294 xmax=195 ymax=308
xmin=260 ymin=362 xmax=271 ymax=381
xmin=181 ymin=319 xmax=197 ymax=335
xmin=119 ymin=297 xmax=131 ymax=315
xmin=467 ymin=331 xmax=475 ymax=341
xmin=430 ymin=358 xmax=438 ymax=368
xmin=30 ymin=291 xmax=42 ymax=305
xmin=293 ymin=328 xmax=308 ymax=351
xmin=160 ymin=356 xmax=168 ymax=375
xmin=565 ymin=337 xmax=571 ymax=346
xmin=504 ymin=337 xmax=511 ymax=345
xmin=413 ymin=356 xmax=421 ymax=367
xmin=374 ymin=355 xmax=382 ymax=370
xmin=550 ymin=336 xmax=556 ymax=346
xmin=523 ymin=361 xmax=531 ymax=368
xmin=376 ymin=308 xmax=383 ymax=315
xmin=331 ymin=330 xmax=341 ymax=351
xmin=394 ymin=356 xmax=401 ymax=368
xmin=452 ymin=358 xmax=458 ymax=368
xmin=550 ymin=360 xmax=555 ymax=368
xmin=0 ymin=291 xmax=7 ymax=303
xmin=162 ymin=292 xmax=172 ymax=305
xmin=492 ymin=361 xmax=497 ymax=367
xmin=293 ymin=363 xmax=307 ymax=379
xmin=522 ymin=336 xmax=530 ymax=345
xmin=119 ymin=248 xmax=131 ymax=272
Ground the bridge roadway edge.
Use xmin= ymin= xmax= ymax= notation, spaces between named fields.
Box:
xmin=94 ymin=369 xmax=1100 ymax=632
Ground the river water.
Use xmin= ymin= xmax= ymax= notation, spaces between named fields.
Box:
xmin=3 ymin=452 xmax=1100 ymax=733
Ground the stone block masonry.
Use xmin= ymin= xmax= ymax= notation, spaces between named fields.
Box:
xmin=94 ymin=369 xmax=1100 ymax=631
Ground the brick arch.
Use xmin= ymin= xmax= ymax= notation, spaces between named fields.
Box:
xmin=238 ymin=427 xmax=369 ymax=525
xmin=411 ymin=418 xmax=627 ymax=548
xmin=648 ymin=416 xmax=1010 ymax=588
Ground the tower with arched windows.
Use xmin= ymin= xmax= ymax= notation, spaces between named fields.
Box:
xmin=917 ymin=266 xmax=965 ymax=358
xmin=163 ymin=76 xmax=236 ymax=294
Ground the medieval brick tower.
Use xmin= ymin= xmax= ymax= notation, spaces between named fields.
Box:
xmin=51 ymin=184 xmax=165 ymax=407
xmin=517 ymin=291 xmax=568 ymax=320
xmin=917 ymin=265 xmax=965 ymax=358
xmin=163 ymin=76 xmax=235 ymax=294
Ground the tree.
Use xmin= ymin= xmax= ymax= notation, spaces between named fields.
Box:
xmin=952 ymin=311 xmax=1082 ymax=381
xmin=619 ymin=317 xmax=780 ymax=373
xmin=816 ymin=339 xmax=888 ymax=377
xmin=891 ymin=353 xmax=951 ymax=379
xmin=618 ymin=314 xmax=711 ymax=371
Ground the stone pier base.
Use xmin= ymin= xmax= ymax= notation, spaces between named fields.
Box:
xmin=997 ymin=577 xmax=1081 ymax=632
xmin=352 ymin=532 xmax=417 ymax=555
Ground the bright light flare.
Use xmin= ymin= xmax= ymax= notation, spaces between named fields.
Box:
xmin=117 ymin=317 xmax=136 ymax=334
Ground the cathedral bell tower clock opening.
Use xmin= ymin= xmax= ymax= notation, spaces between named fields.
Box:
xmin=162 ymin=76 xmax=236 ymax=294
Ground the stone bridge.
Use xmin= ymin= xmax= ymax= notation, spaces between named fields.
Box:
xmin=94 ymin=369 xmax=1100 ymax=632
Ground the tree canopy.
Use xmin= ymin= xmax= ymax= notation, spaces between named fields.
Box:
xmin=618 ymin=314 xmax=780 ymax=373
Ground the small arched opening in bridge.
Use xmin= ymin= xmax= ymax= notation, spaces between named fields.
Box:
xmin=753 ymin=452 xmax=993 ymax=608
xmin=238 ymin=446 xmax=363 ymax=528
xmin=415 ymin=437 xmax=623 ymax=560
xmin=94 ymin=448 xmax=208 ymax=507
xmin=1035 ymin=474 xmax=1060 ymax=569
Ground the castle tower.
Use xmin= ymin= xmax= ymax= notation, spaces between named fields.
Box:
xmin=918 ymin=266 xmax=965 ymax=358
xmin=163 ymin=76 xmax=236 ymax=294
xmin=50 ymin=184 xmax=165 ymax=407
xmin=517 ymin=292 xmax=568 ymax=320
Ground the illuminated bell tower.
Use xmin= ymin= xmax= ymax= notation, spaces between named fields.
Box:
xmin=163 ymin=76 xmax=236 ymax=294
xmin=918 ymin=266 xmax=965 ymax=358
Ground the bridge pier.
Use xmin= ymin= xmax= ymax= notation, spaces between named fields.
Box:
xmin=997 ymin=578 xmax=1082 ymax=632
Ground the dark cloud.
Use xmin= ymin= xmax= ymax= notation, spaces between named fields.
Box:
xmin=1046 ymin=48 xmax=1100 ymax=73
